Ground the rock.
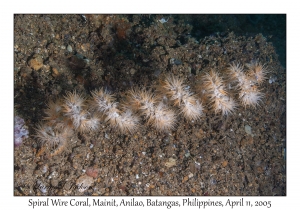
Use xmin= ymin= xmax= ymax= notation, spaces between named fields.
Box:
xmin=130 ymin=68 xmax=136 ymax=75
xmin=81 ymin=43 xmax=90 ymax=52
xmin=86 ymin=167 xmax=99 ymax=178
xmin=182 ymin=176 xmax=189 ymax=183
xmin=245 ymin=125 xmax=252 ymax=135
xmin=67 ymin=45 xmax=72 ymax=52
xmin=51 ymin=67 xmax=59 ymax=77
xmin=169 ymin=58 xmax=182 ymax=65
xmin=28 ymin=54 xmax=43 ymax=71
xmin=165 ymin=158 xmax=176 ymax=168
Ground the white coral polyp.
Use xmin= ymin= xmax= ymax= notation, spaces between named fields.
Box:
xmin=240 ymin=90 xmax=263 ymax=107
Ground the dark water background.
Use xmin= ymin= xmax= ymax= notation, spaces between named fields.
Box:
xmin=189 ymin=15 xmax=285 ymax=67
xmin=135 ymin=14 xmax=286 ymax=67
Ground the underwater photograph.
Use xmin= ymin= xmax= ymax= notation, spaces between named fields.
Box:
xmin=14 ymin=14 xmax=286 ymax=196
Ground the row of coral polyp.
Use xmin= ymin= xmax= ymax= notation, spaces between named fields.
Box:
xmin=35 ymin=61 xmax=268 ymax=155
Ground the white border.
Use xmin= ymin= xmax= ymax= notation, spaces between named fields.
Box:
xmin=2 ymin=1 xmax=296 ymax=209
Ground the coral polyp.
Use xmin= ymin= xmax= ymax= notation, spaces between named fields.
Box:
xmin=76 ymin=111 xmax=100 ymax=133
xmin=148 ymin=102 xmax=176 ymax=132
xmin=63 ymin=91 xmax=85 ymax=117
xmin=239 ymin=87 xmax=264 ymax=107
xmin=161 ymin=74 xmax=185 ymax=106
xmin=180 ymin=93 xmax=204 ymax=121
xmin=43 ymin=99 xmax=67 ymax=129
xmin=127 ymin=89 xmax=156 ymax=116
xmin=246 ymin=61 xmax=268 ymax=85
xmin=91 ymin=88 xmax=115 ymax=113
xmin=35 ymin=124 xmax=73 ymax=148
xmin=111 ymin=108 xmax=140 ymax=134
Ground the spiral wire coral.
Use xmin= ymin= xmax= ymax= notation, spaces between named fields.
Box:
xmin=33 ymin=61 xmax=268 ymax=156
